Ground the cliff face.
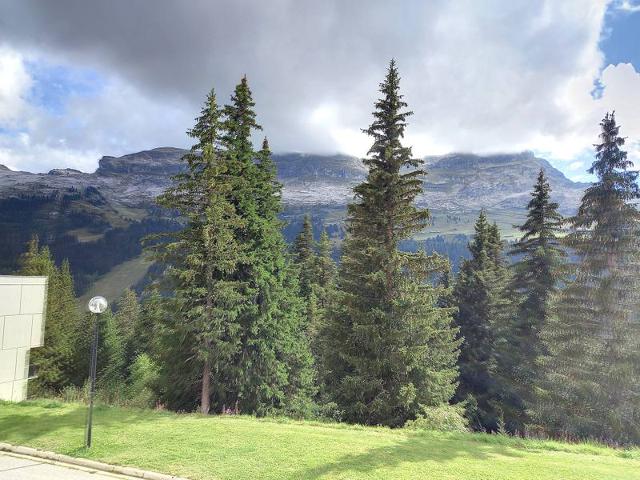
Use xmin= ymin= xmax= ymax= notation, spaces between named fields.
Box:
xmin=0 ymin=147 xmax=588 ymax=291
xmin=0 ymin=147 xmax=586 ymax=211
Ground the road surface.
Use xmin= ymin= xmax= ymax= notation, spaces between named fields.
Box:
xmin=0 ymin=452 xmax=137 ymax=479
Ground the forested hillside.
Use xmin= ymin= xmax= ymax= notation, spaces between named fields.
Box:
xmin=0 ymin=147 xmax=585 ymax=293
xmin=9 ymin=61 xmax=640 ymax=448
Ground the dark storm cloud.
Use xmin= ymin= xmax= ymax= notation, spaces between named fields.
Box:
xmin=2 ymin=0 xmax=635 ymax=178
xmin=0 ymin=0 xmax=448 ymax=153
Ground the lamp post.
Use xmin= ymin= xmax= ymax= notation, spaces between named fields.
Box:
xmin=86 ymin=295 xmax=108 ymax=449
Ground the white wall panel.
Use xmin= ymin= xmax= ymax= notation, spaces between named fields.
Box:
xmin=0 ymin=349 xmax=17 ymax=383
xmin=0 ymin=276 xmax=48 ymax=401
xmin=2 ymin=315 xmax=32 ymax=349
xmin=31 ymin=314 xmax=44 ymax=347
xmin=20 ymin=285 xmax=46 ymax=315
xmin=0 ymin=285 xmax=21 ymax=316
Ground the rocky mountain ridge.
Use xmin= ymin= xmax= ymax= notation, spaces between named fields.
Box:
xmin=0 ymin=147 xmax=589 ymax=293
xmin=0 ymin=147 xmax=587 ymax=213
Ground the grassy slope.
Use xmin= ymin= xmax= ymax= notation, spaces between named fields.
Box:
xmin=77 ymin=255 xmax=152 ymax=306
xmin=1 ymin=401 xmax=638 ymax=480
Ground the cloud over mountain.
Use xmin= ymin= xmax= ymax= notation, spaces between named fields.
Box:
xmin=0 ymin=0 xmax=638 ymax=177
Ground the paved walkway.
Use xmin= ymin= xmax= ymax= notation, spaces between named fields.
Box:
xmin=0 ymin=452 xmax=136 ymax=479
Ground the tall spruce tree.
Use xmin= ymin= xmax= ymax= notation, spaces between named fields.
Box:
xmin=499 ymin=169 xmax=564 ymax=432
xmin=315 ymin=230 xmax=336 ymax=308
xmin=310 ymin=228 xmax=336 ymax=386
xmin=220 ymin=77 xmax=314 ymax=414
xmin=293 ymin=215 xmax=317 ymax=300
xmin=115 ymin=289 xmax=142 ymax=366
xmin=152 ymin=89 xmax=246 ymax=414
xmin=322 ymin=60 xmax=460 ymax=426
xmin=454 ymin=211 xmax=509 ymax=431
xmin=97 ymin=308 xmax=126 ymax=399
xmin=537 ymin=112 xmax=640 ymax=443
xmin=136 ymin=286 xmax=164 ymax=358
xmin=292 ymin=214 xmax=320 ymax=345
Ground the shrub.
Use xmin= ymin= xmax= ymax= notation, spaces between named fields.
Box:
xmin=404 ymin=404 xmax=469 ymax=433
xmin=127 ymin=353 xmax=160 ymax=408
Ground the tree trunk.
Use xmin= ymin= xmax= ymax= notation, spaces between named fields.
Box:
xmin=201 ymin=360 xmax=211 ymax=414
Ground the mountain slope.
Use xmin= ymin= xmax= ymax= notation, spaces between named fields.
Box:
xmin=0 ymin=148 xmax=587 ymax=293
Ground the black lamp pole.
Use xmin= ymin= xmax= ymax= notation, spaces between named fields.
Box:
xmin=85 ymin=312 xmax=99 ymax=448
xmin=85 ymin=295 xmax=107 ymax=449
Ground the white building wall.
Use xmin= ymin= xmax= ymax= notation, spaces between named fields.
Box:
xmin=0 ymin=276 xmax=48 ymax=401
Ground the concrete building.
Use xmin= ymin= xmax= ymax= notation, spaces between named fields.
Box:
xmin=0 ymin=276 xmax=48 ymax=401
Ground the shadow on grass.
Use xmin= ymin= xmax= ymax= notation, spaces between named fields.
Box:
xmin=0 ymin=401 xmax=152 ymax=454
xmin=299 ymin=431 xmax=525 ymax=479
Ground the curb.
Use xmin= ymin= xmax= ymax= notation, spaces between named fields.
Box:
xmin=0 ymin=442 xmax=189 ymax=480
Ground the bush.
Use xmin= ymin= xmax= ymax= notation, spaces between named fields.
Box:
xmin=283 ymin=394 xmax=318 ymax=420
xmin=404 ymin=404 xmax=469 ymax=433
xmin=127 ymin=353 xmax=160 ymax=408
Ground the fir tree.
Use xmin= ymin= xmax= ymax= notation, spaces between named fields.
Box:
xmin=453 ymin=211 xmax=509 ymax=431
xmin=322 ymin=60 xmax=460 ymax=426
xmin=436 ymin=268 xmax=455 ymax=310
xmin=221 ymin=77 xmax=314 ymax=415
xmin=151 ymin=90 xmax=246 ymax=414
xmin=256 ymin=137 xmax=281 ymax=219
xmin=115 ymin=289 xmax=142 ymax=365
xmin=293 ymin=215 xmax=317 ymax=300
xmin=136 ymin=286 xmax=164 ymax=358
xmin=303 ymin=227 xmax=337 ymax=392
xmin=97 ymin=308 xmax=127 ymax=400
xmin=499 ymin=169 xmax=564 ymax=432
xmin=315 ymin=229 xmax=336 ymax=311
xmin=538 ymin=112 xmax=640 ymax=443
xmin=20 ymin=238 xmax=82 ymax=394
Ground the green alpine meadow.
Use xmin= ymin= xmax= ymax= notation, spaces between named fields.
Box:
xmin=2 ymin=401 xmax=639 ymax=480
xmin=1 ymin=2 xmax=639 ymax=479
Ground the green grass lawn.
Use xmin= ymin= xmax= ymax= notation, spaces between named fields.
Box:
xmin=1 ymin=401 xmax=639 ymax=480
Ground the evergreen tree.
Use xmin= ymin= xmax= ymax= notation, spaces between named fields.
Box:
xmin=537 ymin=112 xmax=640 ymax=443
xmin=322 ymin=60 xmax=460 ymax=426
xmin=221 ymin=77 xmax=314 ymax=415
xmin=137 ymin=286 xmax=164 ymax=358
xmin=436 ymin=268 xmax=455 ymax=310
xmin=97 ymin=308 xmax=126 ymax=399
xmin=293 ymin=215 xmax=317 ymax=300
xmin=499 ymin=169 xmax=564 ymax=432
xmin=115 ymin=289 xmax=142 ymax=365
xmin=315 ymin=229 xmax=336 ymax=312
xmin=152 ymin=81 xmax=313 ymax=415
xmin=453 ymin=211 xmax=509 ymax=431
xmin=19 ymin=238 xmax=82 ymax=394
xmin=151 ymin=89 xmax=246 ymax=414
xmin=256 ymin=137 xmax=281 ymax=219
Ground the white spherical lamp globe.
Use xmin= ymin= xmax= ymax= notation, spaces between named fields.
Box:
xmin=88 ymin=296 xmax=108 ymax=314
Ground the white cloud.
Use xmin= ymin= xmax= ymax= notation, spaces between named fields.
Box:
xmin=529 ymin=62 xmax=640 ymax=179
xmin=615 ymin=0 xmax=640 ymax=12
xmin=0 ymin=46 xmax=32 ymax=124
xmin=0 ymin=46 xmax=192 ymax=172
xmin=0 ymin=0 xmax=639 ymax=180
xmin=597 ymin=63 xmax=640 ymax=162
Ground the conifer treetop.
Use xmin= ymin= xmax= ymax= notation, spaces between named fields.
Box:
xmin=223 ymin=76 xmax=262 ymax=150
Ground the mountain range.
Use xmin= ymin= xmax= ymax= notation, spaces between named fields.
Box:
xmin=0 ymin=148 xmax=588 ymax=297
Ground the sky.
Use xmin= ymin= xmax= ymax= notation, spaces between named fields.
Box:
xmin=0 ymin=0 xmax=639 ymax=181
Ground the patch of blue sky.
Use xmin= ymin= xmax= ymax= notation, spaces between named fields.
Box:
xmin=533 ymin=148 xmax=597 ymax=183
xmin=600 ymin=1 xmax=640 ymax=70
xmin=589 ymin=3 xmax=639 ymax=100
xmin=25 ymin=59 xmax=105 ymax=116
xmin=0 ymin=126 xmax=28 ymax=138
